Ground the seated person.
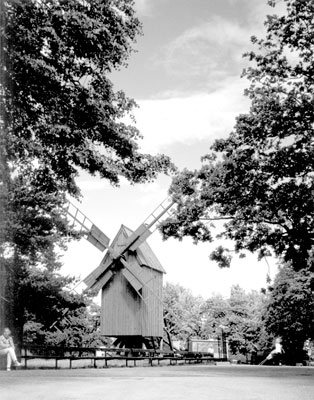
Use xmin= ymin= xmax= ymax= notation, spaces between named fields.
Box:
xmin=0 ymin=327 xmax=21 ymax=371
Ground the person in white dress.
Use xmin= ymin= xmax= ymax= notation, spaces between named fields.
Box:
xmin=266 ymin=337 xmax=284 ymax=365
xmin=0 ymin=328 xmax=21 ymax=371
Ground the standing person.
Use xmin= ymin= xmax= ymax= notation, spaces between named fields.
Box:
xmin=303 ymin=339 xmax=312 ymax=365
xmin=0 ymin=328 xmax=21 ymax=371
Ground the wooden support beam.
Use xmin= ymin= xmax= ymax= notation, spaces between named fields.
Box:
xmin=163 ymin=319 xmax=173 ymax=352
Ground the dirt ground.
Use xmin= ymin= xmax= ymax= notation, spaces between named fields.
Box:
xmin=0 ymin=364 xmax=313 ymax=400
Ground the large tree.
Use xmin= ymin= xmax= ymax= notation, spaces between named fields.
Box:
xmin=160 ymin=0 xmax=314 ymax=271
xmin=202 ymin=286 xmax=270 ymax=359
xmin=3 ymin=0 xmax=173 ymax=195
xmin=265 ymin=264 xmax=314 ymax=364
xmin=163 ymin=283 xmax=204 ymax=343
xmin=0 ymin=0 xmax=173 ymax=338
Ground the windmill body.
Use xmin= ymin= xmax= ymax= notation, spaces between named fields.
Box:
xmin=84 ymin=225 xmax=166 ymax=348
xmin=64 ymin=198 xmax=175 ymax=348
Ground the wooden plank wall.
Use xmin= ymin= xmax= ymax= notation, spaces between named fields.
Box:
xmin=141 ymin=268 xmax=163 ymax=337
xmin=101 ymin=271 xmax=141 ymax=336
xmin=101 ymin=265 xmax=163 ymax=337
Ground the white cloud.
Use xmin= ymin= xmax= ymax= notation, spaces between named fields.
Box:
xmin=152 ymin=2 xmax=288 ymax=91
xmin=155 ymin=15 xmax=253 ymax=88
xmin=135 ymin=76 xmax=250 ymax=153
xmin=134 ymin=0 xmax=168 ymax=17
xmin=170 ymin=16 xmax=250 ymax=48
xmin=134 ymin=3 xmax=289 ymax=153
xmin=227 ymin=0 xmax=286 ymax=22
xmin=134 ymin=0 xmax=152 ymax=16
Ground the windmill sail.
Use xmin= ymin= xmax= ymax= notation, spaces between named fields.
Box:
xmin=123 ymin=224 xmax=152 ymax=253
xmin=86 ymin=225 xmax=110 ymax=252
xmin=122 ymin=269 xmax=143 ymax=293
xmin=65 ymin=200 xmax=110 ymax=252
xmin=111 ymin=197 xmax=176 ymax=260
xmin=91 ymin=270 xmax=113 ymax=293
xmin=84 ymin=225 xmax=165 ymax=289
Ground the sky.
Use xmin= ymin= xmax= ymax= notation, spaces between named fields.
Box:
xmin=61 ymin=0 xmax=282 ymax=299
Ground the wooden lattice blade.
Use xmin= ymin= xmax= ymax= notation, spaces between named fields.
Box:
xmin=86 ymin=224 xmax=110 ymax=252
xmin=65 ymin=200 xmax=110 ymax=252
xmin=123 ymin=224 xmax=152 ymax=253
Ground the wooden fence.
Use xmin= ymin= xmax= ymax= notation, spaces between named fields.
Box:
xmin=21 ymin=345 xmax=226 ymax=369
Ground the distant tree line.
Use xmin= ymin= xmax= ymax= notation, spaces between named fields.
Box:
xmin=163 ymin=280 xmax=313 ymax=365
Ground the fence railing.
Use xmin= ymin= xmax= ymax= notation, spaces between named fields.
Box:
xmin=21 ymin=345 xmax=226 ymax=369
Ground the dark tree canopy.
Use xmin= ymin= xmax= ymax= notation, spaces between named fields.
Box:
xmin=161 ymin=0 xmax=314 ymax=271
xmin=3 ymin=0 xmax=173 ymax=195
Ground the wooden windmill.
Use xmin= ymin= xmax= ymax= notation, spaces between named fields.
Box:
xmin=65 ymin=197 xmax=175 ymax=349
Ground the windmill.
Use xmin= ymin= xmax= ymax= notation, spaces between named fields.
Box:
xmin=65 ymin=197 xmax=176 ymax=349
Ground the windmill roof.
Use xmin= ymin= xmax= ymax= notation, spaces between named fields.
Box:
xmin=84 ymin=224 xmax=165 ymax=289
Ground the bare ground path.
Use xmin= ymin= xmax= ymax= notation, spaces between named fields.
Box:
xmin=0 ymin=364 xmax=313 ymax=400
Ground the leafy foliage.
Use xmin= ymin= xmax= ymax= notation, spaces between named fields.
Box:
xmin=8 ymin=249 xmax=89 ymax=343
xmin=3 ymin=0 xmax=173 ymax=195
xmin=160 ymin=0 xmax=314 ymax=271
xmin=19 ymin=251 xmax=106 ymax=348
xmin=163 ymin=282 xmax=270 ymax=358
xmin=24 ymin=303 xmax=107 ymax=348
xmin=163 ymin=283 xmax=204 ymax=341
xmin=265 ymin=264 xmax=314 ymax=363
xmin=209 ymin=246 xmax=232 ymax=269
xmin=203 ymin=285 xmax=270 ymax=357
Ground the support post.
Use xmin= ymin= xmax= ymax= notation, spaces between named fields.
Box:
xmin=24 ymin=347 xmax=27 ymax=369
